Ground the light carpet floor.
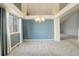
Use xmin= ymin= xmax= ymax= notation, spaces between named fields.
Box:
xmin=8 ymin=38 xmax=79 ymax=56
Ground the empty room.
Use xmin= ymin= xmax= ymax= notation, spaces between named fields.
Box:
xmin=0 ymin=3 xmax=79 ymax=56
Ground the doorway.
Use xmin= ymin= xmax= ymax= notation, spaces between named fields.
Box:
xmin=60 ymin=12 xmax=78 ymax=41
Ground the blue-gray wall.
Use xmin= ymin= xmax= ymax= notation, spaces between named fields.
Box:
xmin=1 ymin=8 xmax=7 ymax=55
xmin=22 ymin=19 xmax=54 ymax=39
xmin=0 ymin=8 xmax=1 ymax=56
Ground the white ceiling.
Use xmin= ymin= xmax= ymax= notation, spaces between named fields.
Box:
xmin=26 ymin=3 xmax=67 ymax=15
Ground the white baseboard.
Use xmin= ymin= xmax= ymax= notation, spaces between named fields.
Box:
xmin=24 ymin=39 xmax=54 ymax=41
xmin=11 ymin=42 xmax=21 ymax=51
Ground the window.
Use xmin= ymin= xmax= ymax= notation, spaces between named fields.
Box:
xmin=9 ymin=14 xmax=20 ymax=33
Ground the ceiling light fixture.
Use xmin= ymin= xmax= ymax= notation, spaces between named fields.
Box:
xmin=35 ymin=17 xmax=45 ymax=23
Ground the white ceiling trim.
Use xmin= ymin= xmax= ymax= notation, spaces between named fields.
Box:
xmin=1 ymin=3 xmax=25 ymax=18
xmin=23 ymin=15 xmax=55 ymax=19
xmin=55 ymin=3 xmax=79 ymax=18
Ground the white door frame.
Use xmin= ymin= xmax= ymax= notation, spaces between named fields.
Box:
xmin=54 ymin=17 xmax=60 ymax=41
